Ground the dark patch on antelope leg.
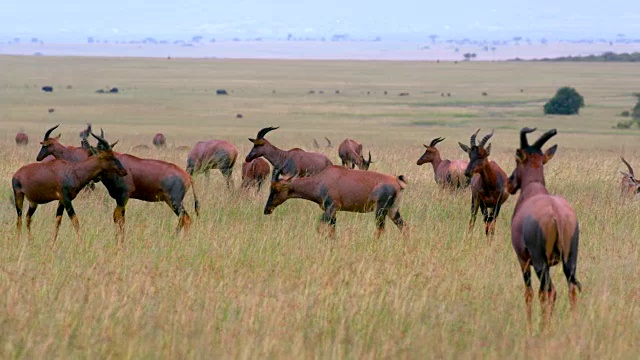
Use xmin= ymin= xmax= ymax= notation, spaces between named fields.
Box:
xmin=25 ymin=202 xmax=38 ymax=233
xmin=220 ymin=167 xmax=234 ymax=189
xmin=52 ymin=202 xmax=64 ymax=243
xmin=163 ymin=175 xmax=190 ymax=234
xmin=13 ymin=182 xmax=24 ymax=239
xmin=374 ymin=185 xmax=396 ymax=238
xmin=320 ymin=193 xmax=337 ymax=237
xmin=563 ymin=223 xmax=581 ymax=309
xmin=469 ymin=195 xmax=480 ymax=230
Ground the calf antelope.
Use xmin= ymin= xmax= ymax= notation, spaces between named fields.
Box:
xmin=264 ymin=166 xmax=408 ymax=238
xmin=186 ymin=140 xmax=238 ymax=189
xmin=459 ymin=129 xmax=509 ymax=236
xmin=417 ymin=137 xmax=469 ymax=189
xmin=507 ymin=127 xmax=581 ymax=328
xmin=241 ymin=158 xmax=271 ymax=192
xmin=246 ymin=126 xmax=332 ymax=180
xmin=338 ymin=138 xmax=373 ymax=170
xmin=12 ymin=132 xmax=127 ymax=243
xmin=620 ymin=156 xmax=640 ymax=196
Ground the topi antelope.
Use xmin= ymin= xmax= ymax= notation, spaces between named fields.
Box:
xmin=152 ymin=133 xmax=166 ymax=148
xmin=36 ymin=124 xmax=93 ymax=163
xmin=185 ymin=140 xmax=238 ymax=189
xmin=241 ymin=158 xmax=271 ymax=192
xmin=507 ymin=127 xmax=581 ymax=328
xmin=459 ymin=129 xmax=509 ymax=236
xmin=246 ymin=126 xmax=332 ymax=181
xmin=338 ymin=138 xmax=373 ymax=170
xmin=12 ymin=131 xmax=127 ymax=243
xmin=264 ymin=166 xmax=408 ymax=238
xmin=15 ymin=131 xmax=28 ymax=146
xmin=619 ymin=156 xmax=640 ymax=197
xmin=417 ymin=137 xmax=469 ymax=189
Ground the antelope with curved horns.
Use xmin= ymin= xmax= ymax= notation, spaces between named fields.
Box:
xmin=459 ymin=129 xmax=509 ymax=236
xmin=95 ymin=131 xmax=200 ymax=244
xmin=264 ymin=166 xmax=408 ymax=238
xmin=246 ymin=126 xmax=333 ymax=181
xmin=185 ymin=140 xmax=238 ymax=189
xmin=507 ymin=127 xmax=581 ymax=329
xmin=417 ymin=137 xmax=469 ymax=189
xmin=619 ymin=156 xmax=640 ymax=197
xmin=12 ymin=131 xmax=127 ymax=243
xmin=338 ymin=138 xmax=373 ymax=170
xmin=36 ymin=124 xmax=94 ymax=163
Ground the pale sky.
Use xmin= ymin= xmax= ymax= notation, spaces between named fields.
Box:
xmin=1 ymin=0 xmax=638 ymax=41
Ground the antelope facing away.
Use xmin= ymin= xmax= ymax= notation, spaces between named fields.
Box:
xmin=459 ymin=129 xmax=509 ymax=236
xmin=12 ymin=132 xmax=127 ymax=243
xmin=152 ymin=133 xmax=166 ymax=148
xmin=264 ymin=166 xmax=408 ymax=238
xmin=186 ymin=140 xmax=238 ymax=189
xmin=241 ymin=158 xmax=271 ymax=192
xmin=338 ymin=138 xmax=373 ymax=170
xmin=619 ymin=156 xmax=640 ymax=197
xmin=417 ymin=137 xmax=469 ymax=189
xmin=246 ymin=126 xmax=332 ymax=181
xmin=507 ymin=127 xmax=581 ymax=328
xmin=15 ymin=131 xmax=28 ymax=146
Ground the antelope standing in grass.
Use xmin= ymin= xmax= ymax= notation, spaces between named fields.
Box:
xmin=94 ymin=136 xmax=200 ymax=244
xmin=12 ymin=132 xmax=127 ymax=243
xmin=459 ymin=129 xmax=509 ymax=236
xmin=417 ymin=137 xmax=469 ymax=189
xmin=153 ymin=133 xmax=166 ymax=148
xmin=338 ymin=138 xmax=373 ymax=170
xmin=36 ymin=124 xmax=93 ymax=163
xmin=241 ymin=158 xmax=271 ymax=192
xmin=15 ymin=131 xmax=28 ymax=146
xmin=619 ymin=156 xmax=640 ymax=197
xmin=507 ymin=127 xmax=581 ymax=328
xmin=246 ymin=126 xmax=332 ymax=180
xmin=186 ymin=140 xmax=238 ymax=189
xmin=264 ymin=166 xmax=408 ymax=238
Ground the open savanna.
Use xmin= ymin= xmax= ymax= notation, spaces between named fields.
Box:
xmin=0 ymin=55 xmax=639 ymax=358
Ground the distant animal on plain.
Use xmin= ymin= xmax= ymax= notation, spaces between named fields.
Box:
xmin=133 ymin=144 xmax=150 ymax=151
xmin=15 ymin=131 xmax=28 ymax=146
xmin=619 ymin=156 xmax=640 ymax=197
xmin=152 ymin=133 xmax=166 ymax=148
xmin=41 ymin=86 xmax=53 ymax=92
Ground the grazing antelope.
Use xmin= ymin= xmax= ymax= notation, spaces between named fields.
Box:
xmin=459 ymin=129 xmax=509 ymax=236
xmin=246 ymin=127 xmax=333 ymax=181
xmin=133 ymin=144 xmax=150 ymax=151
xmin=185 ymin=140 xmax=238 ymax=189
xmin=338 ymin=138 xmax=373 ymax=170
xmin=264 ymin=166 xmax=408 ymax=238
xmin=619 ymin=156 xmax=640 ymax=196
xmin=36 ymin=124 xmax=93 ymax=163
xmin=12 ymin=132 xmax=127 ymax=243
xmin=152 ymin=133 xmax=166 ymax=148
xmin=241 ymin=158 xmax=271 ymax=191
xmin=175 ymin=145 xmax=191 ymax=152
xmin=417 ymin=137 xmax=469 ymax=189
xmin=15 ymin=131 xmax=28 ymax=146
xmin=94 ymin=137 xmax=200 ymax=244
xmin=507 ymin=127 xmax=581 ymax=328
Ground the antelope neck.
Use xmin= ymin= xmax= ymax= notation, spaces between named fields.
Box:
xmin=263 ymin=143 xmax=290 ymax=169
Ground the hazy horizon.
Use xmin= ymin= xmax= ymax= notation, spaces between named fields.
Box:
xmin=2 ymin=0 xmax=639 ymax=43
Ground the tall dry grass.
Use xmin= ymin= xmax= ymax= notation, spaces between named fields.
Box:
xmin=0 ymin=55 xmax=639 ymax=358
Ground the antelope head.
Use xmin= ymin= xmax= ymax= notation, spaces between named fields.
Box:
xmin=36 ymin=124 xmax=62 ymax=161
xmin=507 ymin=127 xmax=557 ymax=194
xmin=459 ymin=129 xmax=494 ymax=178
xmin=417 ymin=137 xmax=445 ymax=165
xmin=246 ymin=126 xmax=279 ymax=162
xmin=361 ymin=151 xmax=373 ymax=170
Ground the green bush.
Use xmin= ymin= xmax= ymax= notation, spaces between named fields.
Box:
xmin=633 ymin=93 xmax=640 ymax=121
xmin=543 ymin=87 xmax=585 ymax=115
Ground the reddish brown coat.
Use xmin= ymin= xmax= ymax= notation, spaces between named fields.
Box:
xmin=246 ymin=127 xmax=332 ymax=180
xmin=36 ymin=124 xmax=93 ymax=163
xmin=619 ymin=156 xmax=640 ymax=197
xmin=15 ymin=132 xmax=28 ymax=146
xmin=186 ymin=140 xmax=238 ymax=189
xmin=338 ymin=138 xmax=372 ymax=170
xmin=264 ymin=166 xmax=407 ymax=238
xmin=152 ymin=133 xmax=166 ymax=148
xmin=507 ymin=127 xmax=581 ymax=329
xmin=417 ymin=137 xmax=468 ymax=189
xmin=241 ymin=158 xmax=270 ymax=191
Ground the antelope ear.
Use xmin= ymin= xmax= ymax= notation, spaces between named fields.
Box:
xmin=543 ymin=144 xmax=557 ymax=164
xmin=515 ymin=149 xmax=526 ymax=162
xmin=111 ymin=140 xmax=119 ymax=148
xmin=458 ymin=142 xmax=470 ymax=154
xmin=54 ymin=134 xmax=61 ymax=140
xmin=248 ymin=138 xmax=257 ymax=143
xmin=485 ymin=143 xmax=491 ymax=155
xmin=423 ymin=144 xmax=428 ymax=148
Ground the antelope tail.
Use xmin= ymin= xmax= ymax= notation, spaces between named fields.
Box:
xmin=190 ymin=178 xmax=200 ymax=216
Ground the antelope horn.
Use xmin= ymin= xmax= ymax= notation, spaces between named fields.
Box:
xmin=532 ymin=128 xmax=557 ymax=149
xmin=429 ymin=137 xmax=445 ymax=147
xmin=470 ymin=129 xmax=480 ymax=147
xmin=479 ymin=129 xmax=494 ymax=147
xmin=90 ymin=128 xmax=111 ymax=150
xmin=621 ymin=156 xmax=635 ymax=177
xmin=43 ymin=124 xmax=60 ymax=140
xmin=367 ymin=151 xmax=372 ymax=163
xmin=256 ymin=126 xmax=279 ymax=139
xmin=100 ymin=128 xmax=105 ymax=138
xmin=520 ymin=127 xmax=537 ymax=148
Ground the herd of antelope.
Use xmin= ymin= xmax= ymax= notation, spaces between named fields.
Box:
xmin=11 ymin=123 xmax=591 ymax=328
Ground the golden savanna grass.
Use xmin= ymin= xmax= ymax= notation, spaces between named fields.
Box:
xmin=0 ymin=55 xmax=639 ymax=358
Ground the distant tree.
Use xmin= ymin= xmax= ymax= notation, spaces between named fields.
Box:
xmin=428 ymin=34 xmax=438 ymax=43
xmin=31 ymin=37 xmax=38 ymax=43
xmin=543 ymin=87 xmax=585 ymax=115
xmin=210 ymin=38 xmax=216 ymax=43
xmin=87 ymin=37 xmax=94 ymax=44
xmin=192 ymin=35 xmax=203 ymax=43
xmin=632 ymin=93 xmax=640 ymax=122
xmin=287 ymin=34 xmax=293 ymax=41
xmin=13 ymin=37 xmax=20 ymax=43
xmin=540 ymin=38 xmax=548 ymax=45
xmin=512 ymin=36 xmax=522 ymax=44
xmin=463 ymin=53 xmax=477 ymax=61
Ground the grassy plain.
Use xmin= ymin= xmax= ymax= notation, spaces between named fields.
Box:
xmin=0 ymin=55 xmax=639 ymax=358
